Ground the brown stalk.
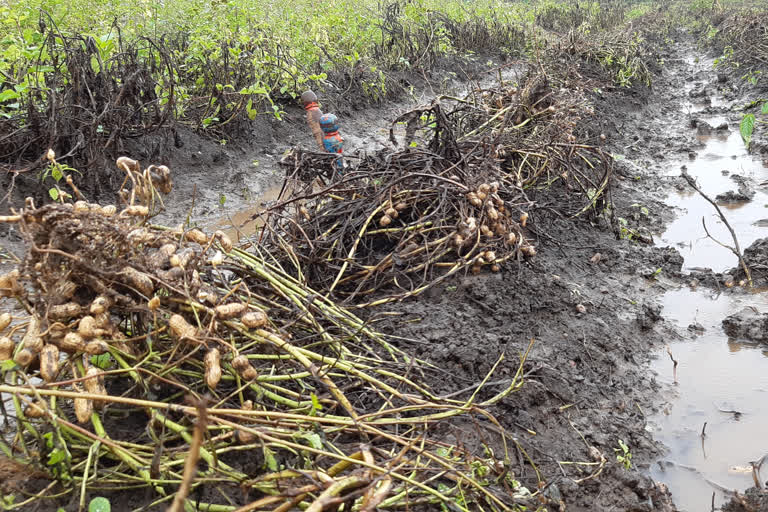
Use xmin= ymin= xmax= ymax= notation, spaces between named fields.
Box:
xmin=167 ymin=398 xmax=208 ymax=512
xmin=665 ymin=345 xmax=678 ymax=383
xmin=681 ymin=171 xmax=752 ymax=286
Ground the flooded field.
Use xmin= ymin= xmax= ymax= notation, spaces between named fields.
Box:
xmin=650 ymin=53 xmax=768 ymax=510
xmin=209 ymin=183 xmax=287 ymax=241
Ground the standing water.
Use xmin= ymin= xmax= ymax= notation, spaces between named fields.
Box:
xmin=649 ymin=289 xmax=768 ymax=510
xmin=649 ymin=54 xmax=768 ymax=510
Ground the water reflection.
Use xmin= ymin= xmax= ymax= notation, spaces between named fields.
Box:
xmin=659 ymin=118 xmax=768 ymax=272
xmin=209 ymin=183 xmax=288 ymax=240
xmin=650 ymin=288 xmax=768 ymax=511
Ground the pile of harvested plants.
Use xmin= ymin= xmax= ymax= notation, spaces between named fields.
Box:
xmin=259 ymin=71 xmax=613 ymax=306
xmin=552 ymin=29 xmax=653 ymax=88
xmin=0 ymin=159 xmax=543 ymax=511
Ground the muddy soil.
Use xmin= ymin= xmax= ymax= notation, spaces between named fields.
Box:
xmin=0 ymin=43 xmax=690 ymax=512
xmin=371 ymin=35 xmax=768 ymax=511
xmin=3 ymin=34 xmax=768 ymax=511
xmin=592 ymin=35 xmax=768 ymax=512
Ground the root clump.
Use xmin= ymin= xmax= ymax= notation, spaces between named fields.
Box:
xmin=263 ymin=71 xmax=613 ymax=306
xmin=0 ymin=156 xmax=541 ymax=511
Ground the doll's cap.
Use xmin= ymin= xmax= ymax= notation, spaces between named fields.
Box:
xmin=301 ymin=90 xmax=317 ymax=103
xmin=319 ymin=113 xmax=339 ymax=132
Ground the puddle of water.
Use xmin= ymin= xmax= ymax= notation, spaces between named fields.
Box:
xmin=649 ymin=288 xmax=768 ymax=511
xmin=208 ymin=183 xmax=287 ymax=241
xmin=652 ymin=54 xmax=768 ymax=510
xmin=659 ymin=121 xmax=768 ymax=272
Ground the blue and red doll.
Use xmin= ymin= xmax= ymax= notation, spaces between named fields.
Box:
xmin=301 ymin=90 xmax=344 ymax=174
xmin=319 ymin=113 xmax=344 ymax=172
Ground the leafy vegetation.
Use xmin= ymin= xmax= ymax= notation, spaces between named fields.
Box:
xmin=0 ymin=0 xmax=692 ymax=128
xmin=0 ymin=0 xmax=538 ymax=185
xmin=0 ymin=0 xmax=689 ymax=226
xmin=0 ymin=0 xmax=530 ymax=131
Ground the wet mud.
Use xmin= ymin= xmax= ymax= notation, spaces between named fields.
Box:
xmin=619 ymin=43 xmax=768 ymax=511
xmin=366 ymin=36 xmax=768 ymax=510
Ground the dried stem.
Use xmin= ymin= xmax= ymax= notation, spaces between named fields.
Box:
xmin=682 ymin=171 xmax=752 ymax=286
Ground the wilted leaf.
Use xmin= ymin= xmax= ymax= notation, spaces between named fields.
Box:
xmin=263 ymin=446 xmax=278 ymax=471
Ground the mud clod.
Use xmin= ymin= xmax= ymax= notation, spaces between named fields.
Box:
xmin=722 ymin=487 xmax=768 ymax=512
xmin=716 ymin=175 xmax=755 ymax=202
xmin=638 ymin=303 xmax=663 ymax=330
xmin=695 ymin=120 xmax=713 ymax=135
xmin=735 ymin=238 xmax=768 ymax=284
xmin=722 ymin=308 xmax=768 ymax=343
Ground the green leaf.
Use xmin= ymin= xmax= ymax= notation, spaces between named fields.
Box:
xmin=48 ymin=188 xmax=59 ymax=201
xmin=88 ymin=497 xmax=111 ymax=512
xmin=47 ymin=448 xmax=66 ymax=466
xmin=762 ymin=102 xmax=768 ymax=115
xmin=51 ymin=166 xmax=63 ymax=182
xmin=310 ymin=392 xmax=323 ymax=411
xmin=240 ymin=85 xmax=267 ymax=95
xmin=740 ymin=113 xmax=755 ymax=146
xmin=0 ymin=89 xmax=19 ymax=102
xmin=1 ymin=359 xmax=17 ymax=371
xmin=294 ymin=431 xmax=322 ymax=450
xmin=90 ymin=353 xmax=111 ymax=370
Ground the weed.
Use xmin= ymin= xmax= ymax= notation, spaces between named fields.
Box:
xmin=714 ymin=45 xmax=739 ymax=69
xmin=40 ymin=154 xmax=80 ymax=202
xmin=614 ymin=439 xmax=633 ymax=470
xmin=630 ymin=203 xmax=650 ymax=218
xmin=617 ymin=217 xmax=633 ymax=240
xmin=739 ymin=101 xmax=768 ymax=148
xmin=742 ymin=70 xmax=762 ymax=86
